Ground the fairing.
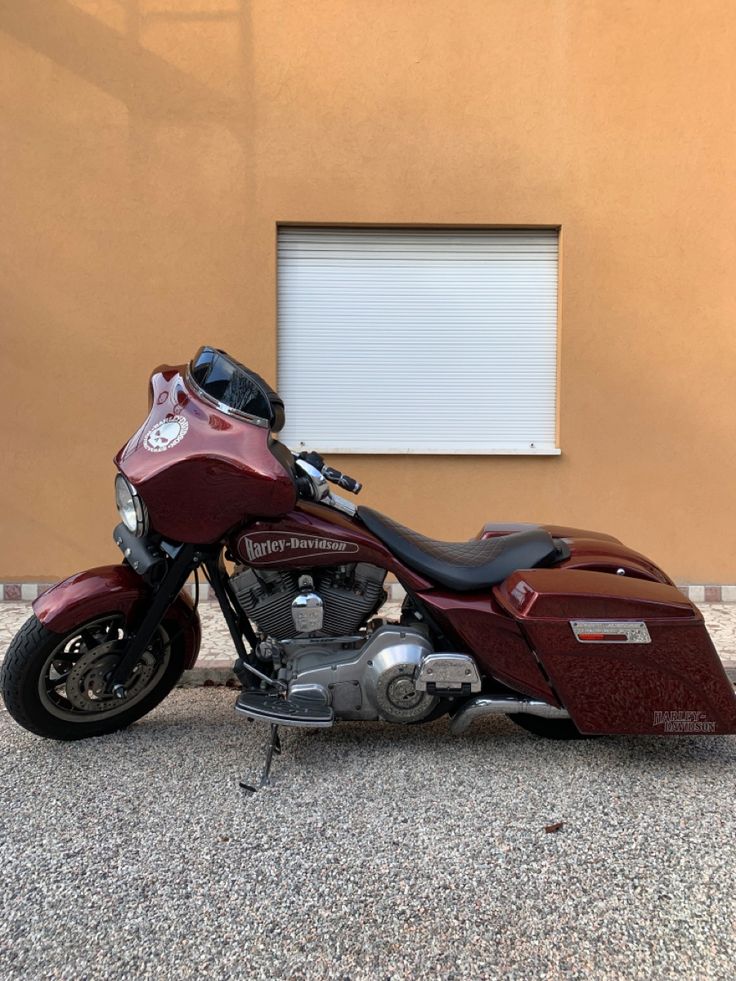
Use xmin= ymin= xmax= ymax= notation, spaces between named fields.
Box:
xmin=115 ymin=366 xmax=296 ymax=543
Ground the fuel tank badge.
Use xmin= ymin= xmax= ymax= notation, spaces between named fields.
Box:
xmin=570 ymin=621 xmax=651 ymax=644
xmin=143 ymin=415 xmax=189 ymax=453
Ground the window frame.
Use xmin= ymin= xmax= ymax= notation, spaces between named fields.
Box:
xmin=276 ymin=223 xmax=562 ymax=456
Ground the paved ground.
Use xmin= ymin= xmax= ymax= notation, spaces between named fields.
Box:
xmin=2 ymin=686 xmax=736 ymax=980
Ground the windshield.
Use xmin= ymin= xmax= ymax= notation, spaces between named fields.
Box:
xmin=188 ymin=347 xmax=284 ymax=429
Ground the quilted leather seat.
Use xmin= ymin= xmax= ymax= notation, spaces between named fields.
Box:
xmin=358 ymin=507 xmax=563 ymax=592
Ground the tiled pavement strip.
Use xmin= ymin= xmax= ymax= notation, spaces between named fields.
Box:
xmin=1 ymin=599 xmax=736 ymax=685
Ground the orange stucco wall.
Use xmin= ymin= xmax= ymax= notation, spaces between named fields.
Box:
xmin=1 ymin=0 xmax=735 ymax=583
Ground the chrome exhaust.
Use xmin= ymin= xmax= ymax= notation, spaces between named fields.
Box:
xmin=450 ymin=695 xmax=570 ymax=735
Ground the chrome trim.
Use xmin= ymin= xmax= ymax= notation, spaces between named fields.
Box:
xmin=184 ymin=367 xmax=270 ymax=428
xmin=288 ymin=625 xmax=435 ymax=723
xmin=115 ymin=473 xmax=149 ymax=538
xmin=291 ymin=591 xmax=324 ymax=633
xmin=325 ymin=491 xmax=357 ymax=517
xmin=450 ymin=696 xmax=569 ymax=734
xmin=295 ymin=459 xmax=330 ymax=502
xmin=570 ymin=621 xmax=651 ymax=644
xmin=288 ymin=682 xmax=330 ymax=706
xmin=415 ymin=653 xmax=481 ymax=692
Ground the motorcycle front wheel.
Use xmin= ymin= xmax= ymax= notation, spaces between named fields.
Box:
xmin=1 ymin=613 xmax=187 ymax=740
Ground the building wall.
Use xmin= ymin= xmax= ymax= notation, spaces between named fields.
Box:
xmin=1 ymin=0 xmax=735 ymax=583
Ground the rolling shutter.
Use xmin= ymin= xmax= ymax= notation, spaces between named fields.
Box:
xmin=277 ymin=227 xmax=559 ymax=454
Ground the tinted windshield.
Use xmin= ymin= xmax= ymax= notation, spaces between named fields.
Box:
xmin=188 ymin=347 xmax=284 ymax=429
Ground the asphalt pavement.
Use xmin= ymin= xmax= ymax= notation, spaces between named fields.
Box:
xmin=2 ymin=686 xmax=736 ymax=980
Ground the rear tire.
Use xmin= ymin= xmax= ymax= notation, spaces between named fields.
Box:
xmin=508 ymin=713 xmax=589 ymax=740
xmin=1 ymin=614 xmax=187 ymax=740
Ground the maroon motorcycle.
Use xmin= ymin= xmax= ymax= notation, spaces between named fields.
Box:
xmin=3 ymin=347 xmax=735 ymax=785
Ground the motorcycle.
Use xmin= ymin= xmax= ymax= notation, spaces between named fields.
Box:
xmin=3 ymin=347 xmax=735 ymax=787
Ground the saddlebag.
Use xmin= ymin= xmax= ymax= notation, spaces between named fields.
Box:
xmin=494 ymin=569 xmax=736 ymax=735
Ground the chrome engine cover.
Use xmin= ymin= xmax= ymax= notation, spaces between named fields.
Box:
xmin=287 ymin=625 xmax=438 ymax=723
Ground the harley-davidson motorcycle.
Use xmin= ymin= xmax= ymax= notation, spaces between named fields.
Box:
xmin=3 ymin=347 xmax=735 ymax=785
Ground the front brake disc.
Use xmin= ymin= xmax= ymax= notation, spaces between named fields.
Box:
xmin=65 ymin=642 xmax=157 ymax=712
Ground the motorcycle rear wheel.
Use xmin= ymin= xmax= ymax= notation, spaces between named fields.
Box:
xmin=1 ymin=613 xmax=186 ymax=741
xmin=508 ymin=713 xmax=589 ymax=740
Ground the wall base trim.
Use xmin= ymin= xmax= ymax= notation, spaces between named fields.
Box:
xmin=1 ymin=582 xmax=734 ymax=603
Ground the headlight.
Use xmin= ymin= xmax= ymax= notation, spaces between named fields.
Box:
xmin=115 ymin=474 xmax=148 ymax=537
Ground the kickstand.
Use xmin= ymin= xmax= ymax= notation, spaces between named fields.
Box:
xmin=240 ymin=724 xmax=282 ymax=792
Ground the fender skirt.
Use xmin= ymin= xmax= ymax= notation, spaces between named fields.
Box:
xmin=33 ymin=564 xmax=202 ymax=669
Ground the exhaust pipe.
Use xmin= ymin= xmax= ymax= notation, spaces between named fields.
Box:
xmin=450 ymin=695 xmax=570 ymax=735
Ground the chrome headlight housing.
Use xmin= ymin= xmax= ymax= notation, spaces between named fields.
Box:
xmin=115 ymin=473 xmax=148 ymax=537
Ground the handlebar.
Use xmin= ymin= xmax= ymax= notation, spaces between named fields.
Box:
xmin=296 ymin=451 xmax=362 ymax=496
xmin=322 ymin=466 xmax=362 ymax=495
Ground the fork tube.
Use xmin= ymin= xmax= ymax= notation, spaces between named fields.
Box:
xmin=109 ymin=543 xmax=198 ymax=692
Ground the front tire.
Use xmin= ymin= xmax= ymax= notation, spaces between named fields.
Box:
xmin=1 ymin=613 xmax=187 ymax=740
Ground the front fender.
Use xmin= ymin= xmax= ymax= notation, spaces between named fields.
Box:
xmin=33 ymin=564 xmax=202 ymax=669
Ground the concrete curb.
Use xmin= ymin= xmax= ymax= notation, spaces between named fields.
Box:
xmin=180 ymin=662 xmax=239 ymax=688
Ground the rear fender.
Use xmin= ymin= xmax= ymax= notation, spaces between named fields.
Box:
xmin=33 ymin=564 xmax=202 ymax=669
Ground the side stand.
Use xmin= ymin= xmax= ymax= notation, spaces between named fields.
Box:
xmin=240 ymin=724 xmax=281 ymax=792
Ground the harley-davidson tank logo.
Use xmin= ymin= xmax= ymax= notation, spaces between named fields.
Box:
xmin=143 ymin=415 xmax=189 ymax=453
xmin=240 ymin=532 xmax=360 ymax=564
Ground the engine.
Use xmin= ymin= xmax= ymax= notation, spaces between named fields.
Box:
xmin=229 ymin=563 xmax=387 ymax=639
xmin=230 ymin=563 xmax=483 ymax=726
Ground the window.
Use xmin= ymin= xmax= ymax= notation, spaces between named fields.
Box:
xmin=277 ymin=226 xmax=559 ymax=454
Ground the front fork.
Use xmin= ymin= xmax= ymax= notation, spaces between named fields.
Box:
xmin=109 ymin=538 xmax=285 ymax=787
xmin=109 ymin=542 xmax=280 ymax=696
xmin=108 ymin=542 xmax=199 ymax=696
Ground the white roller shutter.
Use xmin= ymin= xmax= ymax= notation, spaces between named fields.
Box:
xmin=277 ymin=227 xmax=559 ymax=454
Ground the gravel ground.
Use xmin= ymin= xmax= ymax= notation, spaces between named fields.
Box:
xmin=2 ymin=688 xmax=736 ymax=980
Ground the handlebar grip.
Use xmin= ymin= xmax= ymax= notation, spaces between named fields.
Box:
xmin=322 ymin=466 xmax=362 ymax=495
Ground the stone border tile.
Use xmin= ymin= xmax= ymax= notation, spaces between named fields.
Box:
xmin=4 ymin=580 xmax=736 ymax=603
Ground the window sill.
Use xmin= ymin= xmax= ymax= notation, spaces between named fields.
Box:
xmin=285 ymin=444 xmax=562 ymax=456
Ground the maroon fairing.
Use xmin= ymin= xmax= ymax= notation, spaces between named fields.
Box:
xmin=33 ymin=565 xmax=201 ymax=669
xmin=115 ymin=366 xmax=296 ymax=543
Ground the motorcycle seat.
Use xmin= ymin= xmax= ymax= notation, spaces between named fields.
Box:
xmin=357 ymin=507 xmax=563 ymax=592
